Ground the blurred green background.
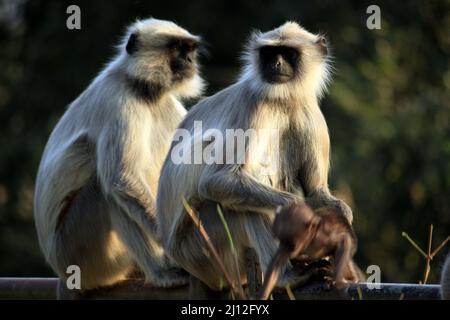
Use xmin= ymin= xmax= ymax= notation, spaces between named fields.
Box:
xmin=0 ymin=0 xmax=449 ymax=284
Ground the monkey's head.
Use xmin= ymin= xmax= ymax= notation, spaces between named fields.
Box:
xmin=315 ymin=206 xmax=358 ymax=252
xmin=119 ymin=18 xmax=205 ymax=100
xmin=275 ymin=204 xmax=358 ymax=260
xmin=273 ymin=202 xmax=321 ymax=257
xmin=240 ymin=21 xmax=331 ymax=101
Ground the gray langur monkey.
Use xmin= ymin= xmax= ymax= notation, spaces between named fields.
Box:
xmin=441 ymin=254 xmax=450 ymax=299
xmin=156 ymin=21 xmax=352 ymax=293
xmin=34 ymin=18 xmax=205 ymax=291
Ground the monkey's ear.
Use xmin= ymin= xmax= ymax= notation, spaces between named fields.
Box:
xmin=126 ymin=32 xmax=139 ymax=55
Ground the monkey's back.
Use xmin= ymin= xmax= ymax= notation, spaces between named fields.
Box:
xmin=33 ymin=71 xmax=128 ymax=255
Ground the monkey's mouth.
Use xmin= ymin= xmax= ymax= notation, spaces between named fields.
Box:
xmin=264 ymin=73 xmax=293 ymax=84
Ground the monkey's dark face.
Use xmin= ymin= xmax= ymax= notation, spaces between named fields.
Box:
xmin=125 ymin=33 xmax=200 ymax=85
xmin=167 ymin=37 xmax=199 ymax=83
xmin=259 ymin=45 xmax=300 ymax=84
xmin=273 ymin=203 xmax=319 ymax=255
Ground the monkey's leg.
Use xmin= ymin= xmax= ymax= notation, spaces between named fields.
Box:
xmin=243 ymin=214 xmax=280 ymax=274
xmin=109 ymin=202 xmax=188 ymax=288
xmin=169 ymin=201 xmax=247 ymax=293
xmin=333 ymin=234 xmax=355 ymax=289
xmin=244 ymin=214 xmax=309 ymax=289
xmin=353 ymin=263 xmax=367 ymax=282
xmin=51 ymin=178 xmax=134 ymax=295
xmin=245 ymin=247 xmax=262 ymax=298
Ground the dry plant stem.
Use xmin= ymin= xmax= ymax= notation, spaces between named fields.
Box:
xmin=402 ymin=232 xmax=427 ymax=258
xmin=423 ymin=224 xmax=433 ymax=284
xmin=216 ymin=205 xmax=245 ymax=298
xmin=182 ymin=198 xmax=245 ymax=299
xmin=403 ymin=225 xmax=450 ymax=285
xmin=285 ymin=285 xmax=295 ymax=300
xmin=357 ymin=287 xmax=363 ymax=300
xmin=431 ymin=235 xmax=450 ymax=258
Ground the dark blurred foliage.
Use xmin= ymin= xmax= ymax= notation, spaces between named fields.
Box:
xmin=0 ymin=0 xmax=449 ymax=283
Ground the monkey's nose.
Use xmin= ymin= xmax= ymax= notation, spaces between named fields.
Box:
xmin=187 ymin=55 xmax=193 ymax=63
xmin=275 ymin=56 xmax=283 ymax=69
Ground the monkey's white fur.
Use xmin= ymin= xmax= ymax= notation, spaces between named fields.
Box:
xmin=34 ymin=18 xmax=204 ymax=290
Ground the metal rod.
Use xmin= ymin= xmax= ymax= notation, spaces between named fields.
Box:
xmin=0 ymin=278 xmax=442 ymax=300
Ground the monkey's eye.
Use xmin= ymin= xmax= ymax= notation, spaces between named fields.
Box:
xmin=260 ymin=46 xmax=298 ymax=60
xmin=259 ymin=46 xmax=277 ymax=59
xmin=168 ymin=39 xmax=182 ymax=51
xmin=280 ymin=47 xmax=299 ymax=62
xmin=181 ymin=42 xmax=197 ymax=53
xmin=168 ymin=39 xmax=199 ymax=56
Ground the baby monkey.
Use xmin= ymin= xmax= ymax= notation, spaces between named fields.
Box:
xmin=259 ymin=202 xmax=359 ymax=300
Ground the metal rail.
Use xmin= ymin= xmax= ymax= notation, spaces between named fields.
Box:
xmin=0 ymin=278 xmax=441 ymax=300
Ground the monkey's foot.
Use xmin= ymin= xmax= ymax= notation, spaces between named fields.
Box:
xmin=276 ymin=265 xmax=316 ymax=289
xmin=292 ymin=259 xmax=332 ymax=277
xmin=148 ymin=267 xmax=189 ymax=288
xmin=277 ymin=259 xmax=333 ymax=289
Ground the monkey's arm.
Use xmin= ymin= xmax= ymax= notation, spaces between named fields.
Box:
xmin=198 ymin=165 xmax=300 ymax=213
xmin=299 ymin=123 xmax=353 ymax=223
xmin=97 ymin=122 xmax=158 ymax=235
xmin=333 ymin=234 xmax=358 ymax=288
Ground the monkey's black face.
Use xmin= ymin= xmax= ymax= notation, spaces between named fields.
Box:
xmin=259 ymin=45 xmax=300 ymax=84
xmin=167 ymin=37 xmax=199 ymax=83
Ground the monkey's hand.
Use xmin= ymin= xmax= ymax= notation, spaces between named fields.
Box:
xmin=307 ymin=190 xmax=353 ymax=224
xmin=334 ymin=200 xmax=353 ymax=225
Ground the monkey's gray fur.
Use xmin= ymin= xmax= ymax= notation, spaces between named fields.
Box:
xmin=156 ymin=21 xmax=352 ymax=291
xmin=441 ymin=254 xmax=450 ymax=299
xmin=34 ymin=18 xmax=204 ymax=290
